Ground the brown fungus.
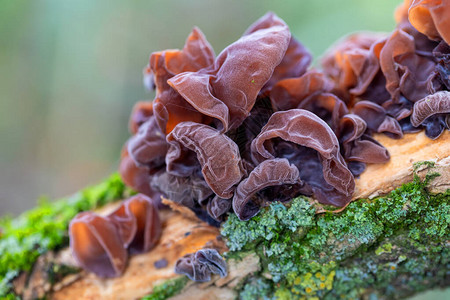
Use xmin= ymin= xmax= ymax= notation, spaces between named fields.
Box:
xmin=150 ymin=27 xmax=215 ymax=134
xmin=150 ymin=170 xmax=213 ymax=210
xmin=232 ymin=158 xmax=302 ymax=221
xmin=338 ymin=114 xmax=390 ymax=164
xmin=166 ymin=122 xmax=244 ymax=198
xmin=69 ymin=194 xmax=162 ymax=277
xmin=175 ymin=249 xmax=227 ymax=282
xmin=109 ymin=194 xmax=162 ymax=254
xmin=127 ymin=115 xmax=169 ymax=169
xmin=167 ymin=12 xmax=291 ymax=132
xmin=410 ymin=91 xmax=450 ymax=139
xmin=251 ymin=109 xmax=355 ymax=207
xmin=321 ymin=32 xmax=386 ymax=102
xmin=379 ymin=28 xmax=436 ymax=102
xmin=353 ymin=101 xmax=403 ymax=139
xmin=119 ymin=145 xmax=153 ymax=197
xmin=243 ymin=12 xmax=312 ymax=91
xmin=270 ymin=70 xmax=333 ymax=112
xmin=409 ymin=0 xmax=450 ymax=44
xmin=207 ymin=196 xmax=232 ymax=222
xmin=69 ymin=212 xmax=128 ymax=278
xmin=129 ymin=101 xmax=154 ymax=135
xmin=432 ymin=41 xmax=450 ymax=90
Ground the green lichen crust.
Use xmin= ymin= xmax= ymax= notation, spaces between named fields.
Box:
xmin=222 ymin=172 xmax=449 ymax=299
xmin=0 ymin=173 xmax=133 ymax=299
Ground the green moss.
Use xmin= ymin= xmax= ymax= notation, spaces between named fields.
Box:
xmin=0 ymin=173 xmax=133 ymax=298
xmin=223 ymin=168 xmax=450 ymax=299
xmin=141 ymin=276 xmax=188 ymax=300
xmin=412 ymin=160 xmax=435 ymax=171
xmin=375 ymin=242 xmax=393 ymax=255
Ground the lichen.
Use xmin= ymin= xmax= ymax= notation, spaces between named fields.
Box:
xmin=0 ymin=173 xmax=133 ymax=298
xmin=141 ymin=276 xmax=188 ymax=300
xmin=222 ymin=168 xmax=450 ymax=299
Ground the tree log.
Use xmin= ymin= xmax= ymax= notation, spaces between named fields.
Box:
xmin=8 ymin=131 xmax=450 ymax=299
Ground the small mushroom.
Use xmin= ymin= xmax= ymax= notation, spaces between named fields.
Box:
xmin=175 ymin=249 xmax=227 ymax=282
xmin=410 ymin=91 xmax=450 ymax=139
xmin=69 ymin=212 xmax=128 ymax=278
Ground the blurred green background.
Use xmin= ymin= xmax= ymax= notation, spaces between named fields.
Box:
xmin=1 ymin=1 xmax=449 ymax=298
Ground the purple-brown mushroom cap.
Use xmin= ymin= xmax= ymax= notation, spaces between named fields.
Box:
xmin=233 ymin=158 xmax=302 ymax=221
xmin=69 ymin=212 xmax=128 ymax=278
xmin=166 ymin=122 xmax=244 ymax=198
xmin=251 ymin=109 xmax=355 ymax=207
xmin=168 ymin=12 xmax=291 ymax=132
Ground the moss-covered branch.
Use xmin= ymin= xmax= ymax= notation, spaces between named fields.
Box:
xmin=220 ymin=172 xmax=449 ymax=299
xmin=0 ymin=174 xmax=134 ymax=299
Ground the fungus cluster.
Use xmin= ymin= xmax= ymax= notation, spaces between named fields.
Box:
xmin=69 ymin=0 xmax=450 ymax=280
xmin=69 ymin=194 xmax=161 ymax=277
xmin=120 ymin=1 xmax=449 ymax=223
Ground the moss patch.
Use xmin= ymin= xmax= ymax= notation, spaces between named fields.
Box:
xmin=141 ymin=276 xmax=188 ymax=300
xmin=0 ymin=173 xmax=133 ymax=298
xmin=222 ymin=170 xmax=450 ymax=299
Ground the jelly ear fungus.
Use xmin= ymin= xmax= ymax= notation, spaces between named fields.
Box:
xmin=69 ymin=194 xmax=161 ymax=277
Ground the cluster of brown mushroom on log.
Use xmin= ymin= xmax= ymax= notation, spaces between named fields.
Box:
xmin=69 ymin=0 xmax=450 ymax=280
xmin=120 ymin=1 xmax=449 ymax=223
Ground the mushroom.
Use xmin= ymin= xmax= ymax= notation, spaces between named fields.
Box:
xmin=251 ymin=109 xmax=355 ymax=207
xmin=232 ymin=158 xmax=302 ymax=221
xmin=69 ymin=212 xmax=128 ymax=278
xmin=175 ymin=249 xmax=227 ymax=282
xmin=410 ymin=91 xmax=450 ymax=139
xmin=167 ymin=12 xmax=291 ymax=132
xmin=166 ymin=122 xmax=244 ymax=198
xmin=408 ymin=0 xmax=450 ymax=44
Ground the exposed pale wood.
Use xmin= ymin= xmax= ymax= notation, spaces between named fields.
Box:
xmin=354 ymin=130 xmax=450 ymax=199
xmin=50 ymin=131 xmax=449 ymax=299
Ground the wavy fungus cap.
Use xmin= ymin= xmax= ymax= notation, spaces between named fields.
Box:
xmin=232 ymin=158 xmax=302 ymax=221
xmin=119 ymin=145 xmax=152 ymax=197
xmin=69 ymin=212 xmax=128 ymax=278
xmin=127 ymin=116 xmax=168 ymax=169
xmin=150 ymin=27 xmax=215 ymax=133
xmin=175 ymin=249 xmax=227 ymax=282
xmin=270 ymin=70 xmax=333 ymax=111
xmin=353 ymin=101 xmax=403 ymax=138
xmin=108 ymin=194 xmax=162 ymax=254
xmin=321 ymin=32 xmax=386 ymax=100
xmin=129 ymin=101 xmax=154 ymax=135
xmin=244 ymin=12 xmax=312 ymax=90
xmin=410 ymin=91 xmax=450 ymax=139
xmin=409 ymin=0 xmax=450 ymax=44
xmin=69 ymin=194 xmax=161 ymax=277
xmin=166 ymin=122 xmax=244 ymax=198
xmin=379 ymin=29 xmax=436 ymax=102
xmin=251 ymin=109 xmax=355 ymax=207
xmin=338 ymin=114 xmax=390 ymax=164
xmin=168 ymin=12 xmax=291 ymax=132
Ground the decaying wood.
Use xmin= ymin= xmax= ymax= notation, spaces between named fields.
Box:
xmin=27 ymin=131 xmax=449 ymax=299
xmin=354 ymin=130 xmax=450 ymax=199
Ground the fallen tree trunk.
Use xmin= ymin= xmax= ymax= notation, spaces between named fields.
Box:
xmin=5 ymin=131 xmax=450 ymax=300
